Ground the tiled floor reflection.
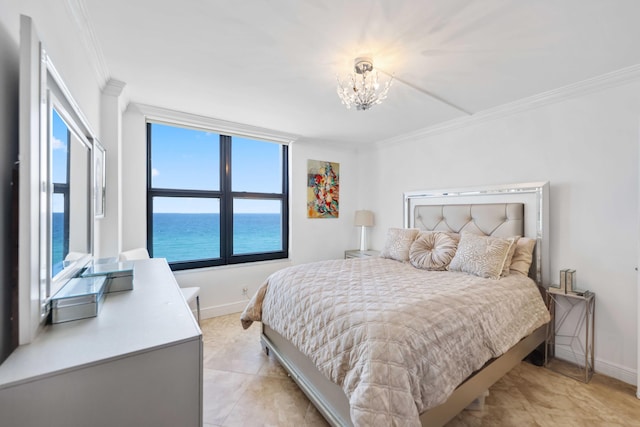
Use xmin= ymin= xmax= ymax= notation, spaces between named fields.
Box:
xmin=202 ymin=313 xmax=640 ymax=426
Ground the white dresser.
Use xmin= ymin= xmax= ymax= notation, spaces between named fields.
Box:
xmin=0 ymin=258 xmax=202 ymax=427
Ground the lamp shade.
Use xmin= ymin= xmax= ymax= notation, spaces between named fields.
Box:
xmin=354 ymin=210 xmax=374 ymax=227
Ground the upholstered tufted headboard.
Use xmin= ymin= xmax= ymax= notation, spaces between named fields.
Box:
xmin=413 ymin=203 xmax=524 ymax=238
xmin=404 ymin=182 xmax=549 ymax=285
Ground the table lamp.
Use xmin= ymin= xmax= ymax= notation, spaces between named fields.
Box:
xmin=354 ymin=210 xmax=374 ymax=251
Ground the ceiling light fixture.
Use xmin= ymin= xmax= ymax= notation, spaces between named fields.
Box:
xmin=336 ymin=56 xmax=392 ymax=111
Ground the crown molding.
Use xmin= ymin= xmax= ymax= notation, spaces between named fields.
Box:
xmin=129 ymin=103 xmax=299 ymax=144
xmin=64 ymin=0 xmax=110 ymax=87
xmin=102 ymin=79 xmax=127 ymax=97
xmin=377 ymin=63 xmax=640 ymax=147
xmin=103 ymin=79 xmax=129 ymax=114
xmin=293 ymin=137 xmax=359 ymax=153
xmin=102 ymin=79 xmax=126 ymax=97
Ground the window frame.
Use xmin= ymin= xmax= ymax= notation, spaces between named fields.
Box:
xmin=146 ymin=121 xmax=289 ymax=270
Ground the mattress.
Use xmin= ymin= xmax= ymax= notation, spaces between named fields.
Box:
xmin=241 ymin=257 xmax=550 ymax=426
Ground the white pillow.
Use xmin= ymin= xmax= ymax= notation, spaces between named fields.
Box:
xmin=448 ymin=232 xmax=515 ymax=280
xmin=409 ymin=231 xmax=458 ymax=271
xmin=380 ymin=228 xmax=420 ymax=262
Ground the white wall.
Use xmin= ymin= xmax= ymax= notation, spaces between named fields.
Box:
xmin=97 ymin=80 xmax=127 ymax=259
xmin=121 ymin=107 xmax=359 ymax=317
xmin=289 ymin=139 xmax=360 ymax=265
xmin=358 ymin=80 xmax=640 ymax=385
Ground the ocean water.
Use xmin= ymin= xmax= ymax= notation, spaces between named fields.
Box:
xmin=52 ymin=213 xmax=282 ymax=266
xmin=152 ymin=213 xmax=282 ymax=262
xmin=52 ymin=212 xmax=66 ymax=274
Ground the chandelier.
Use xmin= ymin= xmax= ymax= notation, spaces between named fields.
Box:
xmin=336 ymin=57 xmax=393 ymax=111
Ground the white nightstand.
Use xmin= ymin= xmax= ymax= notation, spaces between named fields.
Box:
xmin=344 ymin=250 xmax=380 ymax=259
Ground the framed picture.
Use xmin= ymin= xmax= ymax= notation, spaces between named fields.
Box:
xmin=93 ymin=139 xmax=105 ymax=218
xmin=307 ymin=159 xmax=339 ymax=218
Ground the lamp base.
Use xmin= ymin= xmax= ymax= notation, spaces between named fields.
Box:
xmin=359 ymin=226 xmax=368 ymax=251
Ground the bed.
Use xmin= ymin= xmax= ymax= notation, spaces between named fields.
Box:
xmin=241 ymin=182 xmax=551 ymax=426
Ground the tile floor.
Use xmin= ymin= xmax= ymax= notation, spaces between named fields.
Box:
xmin=202 ymin=313 xmax=640 ymax=427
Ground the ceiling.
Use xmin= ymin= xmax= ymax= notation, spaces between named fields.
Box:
xmin=81 ymin=0 xmax=640 ymax=145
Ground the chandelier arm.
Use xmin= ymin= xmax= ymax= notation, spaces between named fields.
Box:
xmin=377 ymin=69 xmax=473 ymax=116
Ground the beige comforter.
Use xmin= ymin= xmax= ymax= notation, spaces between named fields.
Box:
xmin=241 ymin=258 xmax=549 ymax=426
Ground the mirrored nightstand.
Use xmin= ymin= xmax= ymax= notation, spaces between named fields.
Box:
xmin=545 ymin=289 xmax=595 ymax=383
xmin=344 ymin=250 xmax=379 ymax=259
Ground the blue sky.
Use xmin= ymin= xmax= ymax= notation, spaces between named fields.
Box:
xmin=52 ymin=110 xmax=68 ymax=184
xmin=151 ymin=123 xmax=283 ymax=214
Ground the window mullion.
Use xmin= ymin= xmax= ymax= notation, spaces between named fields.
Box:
xmin=149 ymin=188 xmax=223 ymax=198
xmin=229 ymin=191 xmax=284 ymax=200
xmin=282 ymin=145 xmax=289 ymax=258
xmin=146 ymin=123 xmax=153 ymax=255
xmin=221 ymin=135 xmax=233 ymax=261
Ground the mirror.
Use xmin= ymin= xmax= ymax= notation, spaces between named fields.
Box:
xmin=42 ymin=63 xmax=95 ymax=303
xmin=50 ymin=108 xmax=91 ymax=278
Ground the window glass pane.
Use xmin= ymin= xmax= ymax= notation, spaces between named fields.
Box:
xmin=150 ymin=123 xmax=220 ymax=191
xmin=52 ymin=109 xmax=69 ymax=277
xmin=232 ymin=138 xmax=282 ymax=192
xmin=233 ymin=199 xmax=282 ymax=254
xmin=52 ymin=193 xmax=67 ymax=276
xmin=152 ymin=197 xmax=220 ymax=262
xmin=52 ymin=110 xmax=68 ymax=184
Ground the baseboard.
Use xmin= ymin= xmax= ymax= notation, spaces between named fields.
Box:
xmin=554 ymin=347 xmax=637 ymax=386
xmin=200 ymin=301 xmax=246 ymax=320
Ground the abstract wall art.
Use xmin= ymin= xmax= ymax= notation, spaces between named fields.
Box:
xmin=307 ymin=159 xmax=339 ymax=218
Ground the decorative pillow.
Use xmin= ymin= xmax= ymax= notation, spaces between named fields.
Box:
xmin=501 ymin=236 xmax=520 ymax=277
xmin=409 ymin=231 xmax=458 ymax=270
xmin=443 ymin=232 xmax=460 ymax=245
xmin=448 ymin=232 xmax=515 ymax=280
xmin=380 ymin=228 xmax=420 ymax=262
xmin=509 ymin=237 xmax=537 ymax=276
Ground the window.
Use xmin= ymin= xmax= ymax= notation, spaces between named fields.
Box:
xmin=147 ymin=122 xmax=288 ymax=270
xmin=51 ymin=109 xmax=70 ymax=276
